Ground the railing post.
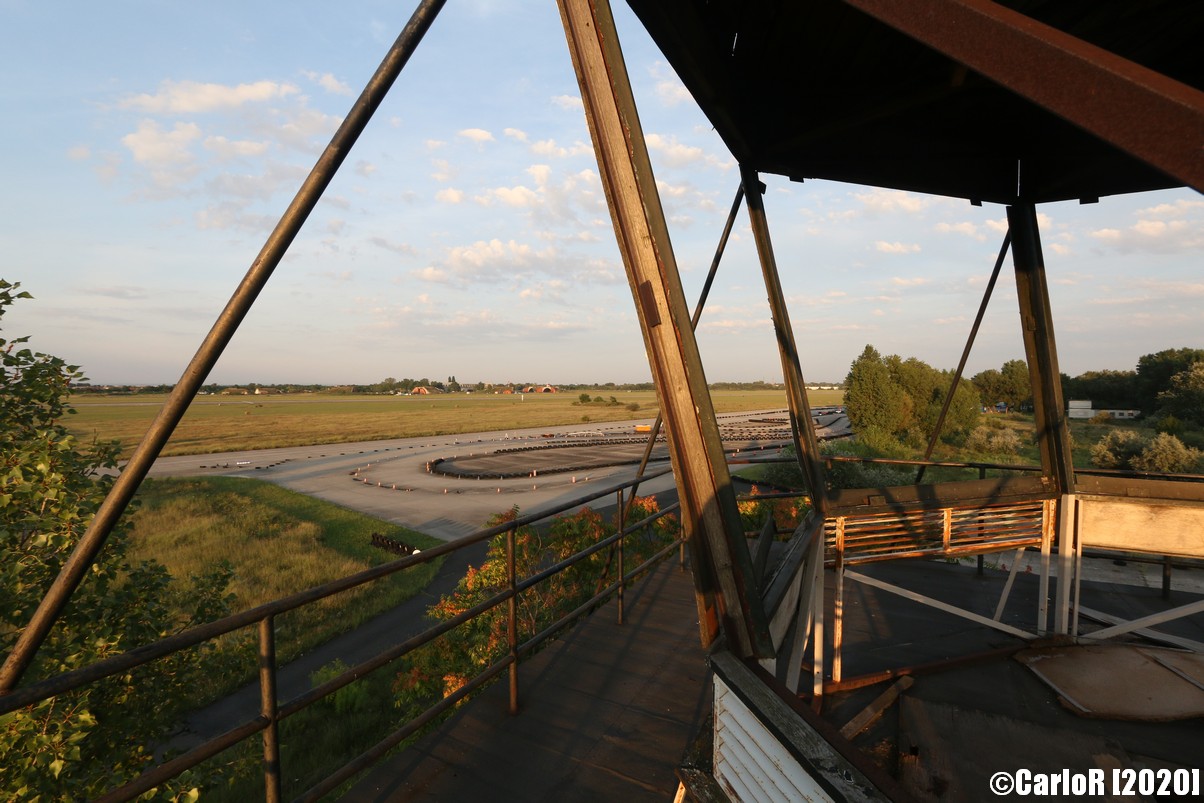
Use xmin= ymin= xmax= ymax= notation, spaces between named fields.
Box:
xmin=507 ymin=526 xmax=519 ymax=715
xmin=978 ymin=466 xmax=987 ymax=575
xmin=259 ymin=616 xmax=281 ymax=803
xmin=617 ymin=490 xmax=626 ymax=625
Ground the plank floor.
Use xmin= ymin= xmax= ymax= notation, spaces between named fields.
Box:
xmin=341 ymin=558 xmax=711 ymax=802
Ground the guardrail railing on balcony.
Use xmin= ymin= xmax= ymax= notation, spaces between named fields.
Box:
xmin=0 ymin=467 xmax=684 ymax=803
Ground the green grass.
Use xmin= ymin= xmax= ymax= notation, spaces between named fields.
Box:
xmin=127 ymin=477 xmax=442 ymax=667
xmin=68 ymin=388 xmax=833 ymax=457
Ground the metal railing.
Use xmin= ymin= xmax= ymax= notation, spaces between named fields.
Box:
xmin=1 ymin=467 xmax=683 ymax=802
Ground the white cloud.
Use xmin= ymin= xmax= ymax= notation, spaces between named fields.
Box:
xmin=1136 ymin=198 xmax=1204 ymax=217
xmin=503 ymin=128 xmax=528 ymax=142
xmin=436 ymin=187 xmax=465 ymax=204
xmin=876 ymin=241 xmax=921 ymax=254
xmin=855 ymin=188 xmax=930 ymax=215
xmin=1090 ymin=218 xmax=1203 ymax=254
xmin=891 ymin=277 xmax=929 ymax=286
xmin=934 ymin=221 xmax=983 ymax=240
xmin=551 ymin=94 xmax=583 ymax=110
xmin=304 ymin=71 xmax=352 ymax=96
xmin=645 ymin=133 xmax=703 ymax=168
xmin=122 ymin=120 xmax=201 ymax=165
xmin=203 ymin=135 xmax=269 ymax=160
xmin=458 ymin=128 xmax=495 ymax=144
xmin=650 ymin=61 xmax=691 ymax=107
xmin=120 ymin=79 xmax=299 ymax=113
xmin=67 ymin=145 xmax=90 ymax=160
xmin=490 ymin=185 xmax=540 ymax=208
xmin=430 ymin=158 xmax=454 ymax=182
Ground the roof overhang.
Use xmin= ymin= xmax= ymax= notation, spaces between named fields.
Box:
xmin=627 ymin=0 xmax=1204 ymax=204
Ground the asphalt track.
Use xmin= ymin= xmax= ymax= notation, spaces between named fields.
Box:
xmin=144 ymin=409 xmax=849 ymax=540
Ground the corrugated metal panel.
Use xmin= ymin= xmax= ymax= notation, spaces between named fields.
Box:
xmin=714 ymin=676 xmax=835 ymax=802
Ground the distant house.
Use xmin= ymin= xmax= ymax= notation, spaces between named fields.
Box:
xmin=521 ymin=385 xmax=558 ymax=394
xmin=220 ymin=387 xmax=248 ymax=395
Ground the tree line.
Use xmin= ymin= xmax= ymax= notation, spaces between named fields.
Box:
xmin=842 ymin=343 xmax=1204 ymax=473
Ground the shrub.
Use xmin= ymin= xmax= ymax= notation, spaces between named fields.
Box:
xmin=965 ymin=425 xmax=1022 ymax=455
xmin=1090 ymin=429 xmax=1202 ymax=474
xmin=1130 ymin=433 xmax=1202 ymax=474
xmin=1089 ymin=429 xmax=1146 ymax=469
xmin=1089 ymin=410 xmax=1113 ymax=425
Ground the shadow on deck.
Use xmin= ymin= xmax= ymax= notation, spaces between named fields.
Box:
xmin=341 ymin=558 xmax=710 ymax=802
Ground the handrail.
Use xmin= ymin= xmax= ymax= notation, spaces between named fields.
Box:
xmin=5 ymin=467 xmax=681 ymax=802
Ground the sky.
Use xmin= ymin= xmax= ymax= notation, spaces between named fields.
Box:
xmin=2 ymin=1 xmax=1201 ymax=388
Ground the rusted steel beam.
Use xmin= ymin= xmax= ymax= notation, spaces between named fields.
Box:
xmin=1009 ymin=204 xmax=1075 ymax=495
xmin=557 ymin=0 xmax=772 ymax=657
xmin=843 ymin=0 xmax=1204 ymax=193
xmin=0 ymin=0 xmax=450 ymax=694
xmin=742 ymin=167 xmax=829 ymax=516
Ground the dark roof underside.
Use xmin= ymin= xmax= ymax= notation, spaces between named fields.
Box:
xmin=627 ymin=0 xmax=1204 ymax=204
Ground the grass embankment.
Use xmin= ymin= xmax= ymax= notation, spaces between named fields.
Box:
xmin=68 ymin=388 xmax=825 ymax=458
xmin=127 ymin=477 xmax=442 ymax=676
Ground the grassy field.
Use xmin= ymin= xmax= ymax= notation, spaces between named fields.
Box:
xmin=126 ymin=477 xmax=441 ymax=672
xmin=69 ymin=388 xmax=842 ymax=457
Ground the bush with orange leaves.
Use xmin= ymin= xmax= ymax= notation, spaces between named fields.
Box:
xmin=392 ymin=498 xmax=680 ymax=727
xmin=737 ymin=484 xmax=811 ymax=536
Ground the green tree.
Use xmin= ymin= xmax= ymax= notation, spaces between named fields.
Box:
xmin=1156 ymin=362 xmax=1204 ymax=426
xmin=1 ymin=281 xmax=230 ymax=799
xmin=1136 ymin=347 xmax=1204 ymax=414
xmin=844 ymin=345 xmax=908 ymax=446
xmin=846 ymin=345 xmax=980 ymax=450
xmin=1063 ymin=369 xmax=1138 ymax=410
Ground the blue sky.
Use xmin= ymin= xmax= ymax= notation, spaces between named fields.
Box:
xmin=3 ymin=1 xmax=1200 ymax=387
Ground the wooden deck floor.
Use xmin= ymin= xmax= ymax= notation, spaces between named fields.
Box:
xmin=340 ymin=558 xmax=710 ymax=802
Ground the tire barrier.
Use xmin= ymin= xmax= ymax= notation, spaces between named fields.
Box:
xmin=369 ymin=532 xmax=420 ymax=556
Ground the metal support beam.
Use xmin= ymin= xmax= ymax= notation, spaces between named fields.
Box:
xmin=625 ymin=184 xmax=745 ymax=509
xmin=558 ymin=0 xmax=771 ymax=657
xmin=1009 ymin=203 xmax=1075 ymax=495
xmin=742 ymin=167 xmax=829 ymax=516
xmin=843 ymin=0 xmax=1204 ymax=192
xmin=0 ymin=0 xmax=449 ymax=694
xmin=916 ymin=231 xmax=1010 ymax=483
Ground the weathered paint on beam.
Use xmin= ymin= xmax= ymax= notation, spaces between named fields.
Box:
xmin=556 ymin=0 xmax=772 ymax=658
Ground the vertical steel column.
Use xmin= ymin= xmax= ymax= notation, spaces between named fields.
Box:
xmin=1009 ymin=203 xmax=1075 ymax=494
xmin=557 ymin=0 xmax=771 ymax=658
xmin=0 ymin=0 xmax=450 ymax=693
xmin=741 ymin=167 xmax=829 ymax=516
